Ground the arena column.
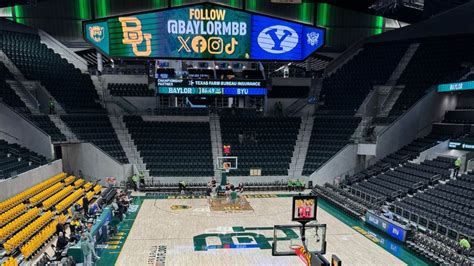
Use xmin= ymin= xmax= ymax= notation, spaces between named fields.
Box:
xmin=97 ymin=50 xmax=103 ymax=73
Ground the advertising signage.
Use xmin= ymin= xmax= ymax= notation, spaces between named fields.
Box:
xmin=157 ymin=79 xmax=267 ymax=95
xmin=83 ymin=2 xmax=325 ymax=61
xmin=365 ymin=211 xmax=408 ymax=242
xmin=438 ymin=80 xmax=474 ymax=93
xmin=449 ymin=140 xmax=474 ymax=151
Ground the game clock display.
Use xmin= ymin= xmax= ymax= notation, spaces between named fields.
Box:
xmin=83 ymin=2 xmax=325 ymax=61
xmin=292 ymin=195 xmax=317 ymax=222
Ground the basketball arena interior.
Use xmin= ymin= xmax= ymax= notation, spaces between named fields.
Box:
xmin=0 ymin=0 xmax=473 ymax=265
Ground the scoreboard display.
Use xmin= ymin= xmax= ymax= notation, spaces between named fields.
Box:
xmin=84 ymin=2 xmax=325 ymax=61
xmin=156 ymin=79 xmax=267 ymax=95
xmin=292 ymin=195 xmax=317 ymax=222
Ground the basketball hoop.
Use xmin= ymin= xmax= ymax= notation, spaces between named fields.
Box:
xmin=223 ymin=162 xmax=231 ymax=173
xmin=289 ymin=244 xmax=303 ymax=251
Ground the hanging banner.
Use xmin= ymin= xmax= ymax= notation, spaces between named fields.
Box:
xmin=83 ymin=2 xmax=325 ymax=61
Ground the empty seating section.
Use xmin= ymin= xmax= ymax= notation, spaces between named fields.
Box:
xmin=349 ymin=131 xmax=457 ymax=185
xmin=312 ymin=184 xmax=372 ymax=218
xmin=0 ymin=172 xmax=66 ymax=213
xmin=443 ymin=110 xmax=474 ymax=124
xmin=352 ymin=157 xmax=453 ymax=201
xmin=0 ymin=140 xmax=48 ymax=179
xmin=303 ymin=115 xmax=360 ymax=175
xmin=26 ymin=115 xmax=66 ymax=142
xmin=302 ymin=42 xmax=409 ymax=176
xmin=320 ymin=42 xmax=409 ymax=111
xmin=124 ymin=116 xmax=213 ymax=177
xmin=3 ymin=211 xmax=54 ymax=253
xmin=387 ymin=35 xmax=474 ymax=120
xmin=220 ymin=116 xmax=300 ymax=176
xmin=20 ymin=219 xmax=57 ymax=259
xmin=108 ymin=83 xmax=154 ymax=97
xmin=1 ymin=59 xmax=65 ymax=142
xmin=28 ymin=182 xmax=64 ymax=206
xmin=242 ymin=70 xmax=264 ymax=79
xmin=216 ymin=69 xmax=235 ymax=79
xmin=0 ymin=62 xmax=27 ymax=112
xmin=0 ymin=30 xmax=102 ymax=112
xmin=152 ymin=107 xmax=209 ymax=116
xmin=0 ymin=172 xmax=101 ymax=257
xmin=0 ymin=80 xmax=27 ymax=112
xmin=61 ymin=114 xmax=128 ymax=163
xmin=268 ymin=86 xmax=309 ymax=98
xmin=407 ymin=231 xmax=471 ymax=265
xmin=156 ymin=68 xmax=176 ymax=78
xmin=394 ymin=173 xmax=474 ymax=239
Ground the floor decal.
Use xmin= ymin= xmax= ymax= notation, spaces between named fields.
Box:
xmin=148 ymin=245 xmax=167 ymax=265
xmin=209 ymin=197 xmax=254 ymax=212
xmin=170 ymin=204 xmax=192 ymax=210
xmin=193 ymin=226 xmax=299 ymax=251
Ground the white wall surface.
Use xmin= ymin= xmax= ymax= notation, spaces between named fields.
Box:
xmin=0 ymin=159 xmax=62 ymax=201
xmin=61 ymin=143 xmax=132 ymax=185
xmin=0 ymin=103 xmax=53 ymax=159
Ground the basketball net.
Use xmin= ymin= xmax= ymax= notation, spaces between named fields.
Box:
xmin=223 ymin=162 xmax=231 ymax=173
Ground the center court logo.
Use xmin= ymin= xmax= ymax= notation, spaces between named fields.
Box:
xmin=257 ymin=25 xmax=298 ymax=54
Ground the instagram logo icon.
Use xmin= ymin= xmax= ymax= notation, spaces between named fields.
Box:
xmin=208 ymin=37 xmax=223 ymax=54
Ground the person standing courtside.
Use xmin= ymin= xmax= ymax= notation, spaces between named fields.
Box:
xmin=80 ymin=233 xmax=94 ymax=266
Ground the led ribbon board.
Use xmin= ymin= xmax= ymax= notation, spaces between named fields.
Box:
xmin=365 ymin=212 xmax=408 ymax=242
xmin=157 ymin=79 xmax=266 ymax=95
xmin=83 ymin=2 xmax=325 ymax=61
xmin=438 ymin=80 xmax=474 ymax=92
xmin=449 ymin=141 xmax=474 ymax=151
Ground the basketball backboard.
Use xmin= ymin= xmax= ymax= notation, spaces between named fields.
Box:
xmin=272 ymin=224 xmax=326 ymax=256
xmin=216 ymin=156 xmax=238 ymax=171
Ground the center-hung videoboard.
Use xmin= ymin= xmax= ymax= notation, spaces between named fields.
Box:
xmin=83 ymin=2 xmax=325 ymax=61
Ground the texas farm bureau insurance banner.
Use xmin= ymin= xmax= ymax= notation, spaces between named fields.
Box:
xmin=83 ymin=3 xmax=325 ymax=61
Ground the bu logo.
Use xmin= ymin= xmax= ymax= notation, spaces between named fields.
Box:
xmin=257 ymin=25 xmax=298 ymax=54
xmin=89 ymin=26 xmax=104 ymax=43
xmin=118 ymin=17 xmax=152 ymax=56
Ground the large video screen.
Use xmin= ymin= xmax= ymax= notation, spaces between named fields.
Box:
xmin=84 ymin=3 xmax=325 ymax=61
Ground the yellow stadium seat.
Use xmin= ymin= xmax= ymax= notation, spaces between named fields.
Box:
xmin=29 ymin=182 xmax=65 ymax=206
xmin=1 ymin=257 xmax=18 ymax=266
xmin=56 ymin=189 xmax=85 ymax=213
xmin=4 ymin=211 xmax=54 ymax=254
xmin=20 ymin=220 xmax=58 ymax=259
xmin=0 ymin=203 xmax=26 ymax=227
xmin=63 ymin=175 xmax=76 ymax=186
xmin=74 ymin=179 xmax=85 ymax=188
xmin=0 ymin=207 xmax=40 ymax=242
xmin=0 ymin=172 xmax=66 ymax=214
xmin=42 ymin=186 xmax=74 ymax=210
xmin=93 ymin=184 xmax=102 ymax=194
xmin=84 ymin=182 xmax=93 ymax=191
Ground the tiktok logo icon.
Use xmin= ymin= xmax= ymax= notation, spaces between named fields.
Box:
xmin=257 ymin=25 xmax=298 ymax=54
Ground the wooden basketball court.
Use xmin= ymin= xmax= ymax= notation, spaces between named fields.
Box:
xmin=116 ymin=194 xmax=405 ymax=266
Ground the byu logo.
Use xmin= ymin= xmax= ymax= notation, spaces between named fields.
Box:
xmin=118 ymin=17 xmax=152 ymax=57
xmin=257 ymin=25 xmax=298 ymax=54
xmin=89 ymin=26 xmax=104 ymax=43
xmin=306 ymin=32 xmax=320 ymax=46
